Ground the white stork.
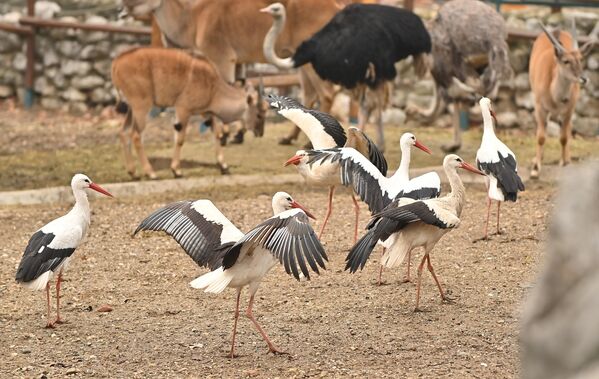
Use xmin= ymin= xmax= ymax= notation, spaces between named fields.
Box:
xmin=285 ymin=132 xmax=440 ymax=241
xmin=15 ymin=174 xmax=113 ymax=328
xmin=134 ymin=192 xmax=327 ymax=357
xmin=346 ymin=155 xmax=484 ymax=311
xmin=269 ymin=94 xmax=388 ymax=241
xmin=476 ymin=97 xmax=525 ymax=239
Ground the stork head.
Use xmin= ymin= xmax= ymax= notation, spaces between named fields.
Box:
xmin=400 ymin=133 xmax=432 ymax=154
xmin=478 ymin=97 xmax=497 ymax=124
xmin=272 ymin=192 xmax=315 ymax=219
xmin=284 ymin=150 xmax=308 ymax=167
xmin=260 ymin=2 xmax=286 ymax=18
xmin=71 ymin=174 xmax=114 ymax=197
xmin=443 ymin=155 xmax=484 ymax=175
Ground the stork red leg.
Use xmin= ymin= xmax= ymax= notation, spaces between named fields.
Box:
xmin=318 ymin=186 xmax=335 ymax=239
xmin=484 ymin=196 xmax=492 ymax=239
xmin=351 ymin=194 xmax=360 ymax=243
xmin=414 ymin=253 xmax=428 ymax=312
xmin=496 ymin=202 xmax=501 ymax=235
xmin=45 ymin=283 xmax=54 ymax=329
xmin=426 ymin=254 xmax=451 ymax=303
xmin=401 ymin=250 xmax=413 ymax=283
xmin=377 ymin=248 xmax=386 ymax=286
xmin=53 ymin=272 xmax=64 ymax=325
xmin=229 ymin=289 xmax=242 ymax=358
xmin=246 ymin=294 xmax=287 ymax=355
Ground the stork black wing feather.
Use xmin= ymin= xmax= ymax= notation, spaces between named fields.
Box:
xmin=15 ymin=231 xmax=75 ymax=283
xmin=222 ymin=212 xmax=327 ymax=280
xmin=478 ymin=153 xmax=525 ymax=202
xmin=293 ymin=4 xmax=431 ymax=89
xmin=134 ymin=201 xmax=240 ymax=270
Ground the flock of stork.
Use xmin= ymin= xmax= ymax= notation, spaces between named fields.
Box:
xmin=15 ymin=92 xmax=524 ymax=357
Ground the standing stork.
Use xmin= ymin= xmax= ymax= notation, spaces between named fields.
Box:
xmin=346 ymin=155 xmax=484 ymax=311
xmin=476 ymin=97 xmax=525 ymax=239
xmin=15 ymin=174 xmax=113 ymax=328
xmin=262 ymin=2 xmax=431 ymax=151
xmin=270 ymin=94 xmax=387 ymax=242
xmin=134 ymin=192 xmax=327 ymax=357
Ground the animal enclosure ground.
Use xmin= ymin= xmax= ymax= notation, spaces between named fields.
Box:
xmin=0 ymin=102 xmax=592 ymax=377
xmin=1 ymin=181 xmax=551 ymax=378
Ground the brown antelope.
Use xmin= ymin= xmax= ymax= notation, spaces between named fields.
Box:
xmin=111 ymin=47 xmax=263 ymax=179
xmin=529 ymin=21 xmax=597 ymax=179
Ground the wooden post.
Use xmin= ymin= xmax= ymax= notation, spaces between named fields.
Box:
xmin=24 ymin=0 xmax=35 ymax=108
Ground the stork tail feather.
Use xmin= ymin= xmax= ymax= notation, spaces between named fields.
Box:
xmin=189 ymin=267 xmax=233 ymax=294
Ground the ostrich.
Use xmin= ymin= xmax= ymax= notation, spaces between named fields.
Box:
xmin=407 ymin=0 xmax=512 ymax=153
xmin=262 ymin=2 xmax=431 ymax=152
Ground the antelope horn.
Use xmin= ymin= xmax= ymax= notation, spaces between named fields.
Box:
xmin=539 ymin=21 xmax=566 ymax=55
xmin=452 ymin=77 xmax=476 ymax=94
xmin=571 ymin=18 xmax=579 ymax=50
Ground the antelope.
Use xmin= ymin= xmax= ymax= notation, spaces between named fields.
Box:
xmin=111 ymin=47 xmax=263 ymax=179
xmin=529 ymin=20 xmax=598 ymax=179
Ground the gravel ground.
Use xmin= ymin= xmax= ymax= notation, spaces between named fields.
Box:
xmin=0 ymin=181 xmax=551 ymax=378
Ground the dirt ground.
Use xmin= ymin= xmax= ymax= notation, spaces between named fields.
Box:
xmin=0 ymin=101 xmax=585 ymax=378
xmin=1 ymin=179 xmax=551 ymax=378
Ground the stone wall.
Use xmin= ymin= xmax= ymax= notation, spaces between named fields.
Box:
xmin=0 ymin=1 xmax=149 ymax=113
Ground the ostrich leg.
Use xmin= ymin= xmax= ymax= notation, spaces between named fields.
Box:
xmin=442 ymin=102 xmax=463 ymax=153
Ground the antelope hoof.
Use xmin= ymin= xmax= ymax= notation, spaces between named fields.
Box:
xmin=220 ymin=166 xmax=230 ymax=175
xmin=278 ymin=136 xmax=294 ymax=145
xmin=128 ymin=171 xmax=140 ymax=181
xmin=441 ymin=142 xmax=461 ymax=153
xmin=219 ymin=132 xmax=230 ymax=147
xmin=231 ymin=131 xmax=245 ymax=145
xmin=171 ymin=168 xmax=183 ymax=179
xmin=559 ymin=160 xmax=570 ymax=167
xmin=146 ymin=173 xmax=158 ymax=180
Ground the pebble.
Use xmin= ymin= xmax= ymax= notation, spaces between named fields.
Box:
xmin=66 ymin=368 xmax=79 ymax=375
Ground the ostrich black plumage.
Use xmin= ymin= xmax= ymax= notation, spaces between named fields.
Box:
xmin=262 ymin=2 xmax=431 ymax=151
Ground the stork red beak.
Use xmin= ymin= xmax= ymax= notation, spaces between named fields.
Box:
xmin=89 ymin=183 xmax=114 ymax=197
xmin=459 ymin=162 xmax=485 ymax=176
xmin=490 ymin=109 xmax=498 ymax=124
xmin=284 ymin=155 xmax=302 ymax=167
xmin=291 ymin=200 xmax=316 ymax=220
xmin=414 ymin=140 xmax=432 ymax=155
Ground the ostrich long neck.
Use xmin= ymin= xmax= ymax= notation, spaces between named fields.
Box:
xmin=153 ymin=0 xmax=195 ymax=49
xmin=263 ymin=14 xmax=294 ymax=69
xmin=445 ymin=167 xmax=466 ymax=218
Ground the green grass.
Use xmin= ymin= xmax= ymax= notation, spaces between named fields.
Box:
xmin=1 ymin=118 xmax=597 ymax=191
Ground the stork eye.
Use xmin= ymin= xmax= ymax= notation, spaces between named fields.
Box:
xmin=84 ymin=179 xmax=90 ymax=183
xmin=287 ymin=197 xmax=292 ymax=201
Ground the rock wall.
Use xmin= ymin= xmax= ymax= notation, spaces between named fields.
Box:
xmin=0 ymin=3 xmax=149 ymax=113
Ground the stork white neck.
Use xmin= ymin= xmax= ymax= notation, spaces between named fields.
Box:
xmin=480 ymin=100 xmax=497 ymax=140
xmin=70 ymin=187 xmax=91 ymax=224
xmin=444 ymin=163 xmax=466 ymax=217
xmin=389 ymin=140 xmax=412 ymax=187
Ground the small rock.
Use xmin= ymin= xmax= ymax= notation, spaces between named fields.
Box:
xmin=65 ymin=368 xmax=79 ymax=375
xmin=0 ymin=85 xmax=14 ymax=98
xmin=56 ymin=40 xmax=82 ymax=59
xmin=21 ymin=347 xmax=31 ymax=354
xmin=382 ymin=108 xmax=407 ymax=125
xmin=43 ymin=48 xmax=60 ymax=67
xmin=13 ymin=52 xmax=26 ymax=71
xmin=515 ymin=91 xmax=535 ymax=110
xmin=61 ymin=60 xmax=91 ymax=77
xmin=69 ymin=102 xmax=88 ymax=115
xmin=34 ymin=1 xmax=61 ymax=19
xmin=71 ymin=75 xmax=104 ymax=90
xmin=496 ymin=111 xmax=519 ymax=128
xmin=34 ymin=76 xmax=56 ymax=96
xmin=40 ymin=97 xmax=63 ymax=110
xmin=61 ymin=88 xmax=86 ymax=102
xmin=97 ymin=304 xmax=113 ymax=313
xmin=512 ymin=72 xmax=530 ymax=91
xmin=0 ymin=31 xmax=20 ymax=53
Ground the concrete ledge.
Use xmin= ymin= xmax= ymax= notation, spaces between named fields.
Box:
xmin=0 ymin=164 xmax=560 ymax=206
